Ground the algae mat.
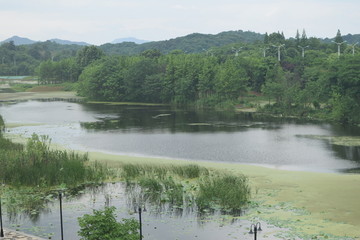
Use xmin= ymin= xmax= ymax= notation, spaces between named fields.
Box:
xmin=88 ymin=151 xmax=360 ymax=239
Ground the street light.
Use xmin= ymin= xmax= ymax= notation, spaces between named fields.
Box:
xmin=59 ymin=192 xmax=64 ymax=240
xmin=249 ymin=222 xmax=262 ymax=240
xmin=138 ymin=207 xmax=142 ymax=240
xmin=332 ymin=40 xmax=347 ymax=58
xmin=134 ymin=205 xmax=146 ymax=240
xmin=298 ymin=45 xmax=309 ymax=58
xmin=0 ymin=197 xmax=4 ymax=237
xmin=272 ymin=44 xmax=285 ymax=61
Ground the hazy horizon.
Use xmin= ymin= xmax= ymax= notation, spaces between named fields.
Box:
xmin=1 ymin=0 xmax=359 ymax=45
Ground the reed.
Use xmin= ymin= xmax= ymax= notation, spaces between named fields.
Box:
xmin=196 ymin=173 xmax=251 ymax=211
xmin=0 ymin=133 xmax=107 ymax=187
xmin=120 ymin=163 xmax=250 ymax=212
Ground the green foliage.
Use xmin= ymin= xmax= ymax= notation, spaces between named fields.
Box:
xmin=38 ymin=58 xmax=81 ymax=84
xmin=0 ymin=133 xmax=107 ymax=187
xmin=0 ymin=114 xmax=4 ymax=132
xmin=23 ymin=29 xmax=360 ymax=124
xmin=100 ymin=30 xmax=264 ymax=55
xmin=120 ymin=163 xmax=250 ymax=212
xmin=121 ymin=163 xmax=208 ymax=181
xmin=9 ymin=83 xmax=34 ymax=92
xmin=76 ymin=45 xmax=105 ymax=68
xmin=196 ymin=173 xmax=250 ymax=211
xmin=78 ymin=206 xmax=139 ymax=240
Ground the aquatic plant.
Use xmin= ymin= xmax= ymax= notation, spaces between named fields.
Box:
xmin=120 ymin=163 xmax=250 ymax=212
xmin=78 ymin=206 xmax=139 ymax=240
xmin=196 ymin=173 xmax=250 ymax=211
xmin=121 ymin=163 xmax=208 ymax=181
xmin=0 ymin=133 xmax=107 ymax=187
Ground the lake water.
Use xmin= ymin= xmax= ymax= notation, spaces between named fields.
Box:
xmin=1 ymin=100 xmax=359 ymax=173
xmin=0 ymin=100 xmax=359 ymax=239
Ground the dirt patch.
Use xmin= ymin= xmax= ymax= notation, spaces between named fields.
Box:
xmin=27 ymin=86 xmax=64 ymax=92
xmin=0 ymin=91 xmax=83 ymax=101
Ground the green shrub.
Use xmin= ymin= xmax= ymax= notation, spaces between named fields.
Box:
xmin=196 ymin=173 xmax=250 ymax=211
xmin=78 ymin=206 xmax=139 ymax=240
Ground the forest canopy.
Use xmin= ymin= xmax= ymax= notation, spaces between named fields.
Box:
xmin=2 ymin=30 xmax=360 ymax=124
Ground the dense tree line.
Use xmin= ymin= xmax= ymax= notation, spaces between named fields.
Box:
xmin=36 ymin=31 xmax=360 ymax=123
xmin=0 ymin=40 xmax=82 ymax=76
xmin=8 ymin=30 xmax=360 ymax=124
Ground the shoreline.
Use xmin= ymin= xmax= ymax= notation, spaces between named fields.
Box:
xmin=1 ymin=95 xmax=360 ymax=239
xmin=0 ymin=91 xmax=82 ymax=102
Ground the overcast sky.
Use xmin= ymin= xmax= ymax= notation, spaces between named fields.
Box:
xmin=0 ymin=0 xmax=359 ymax=45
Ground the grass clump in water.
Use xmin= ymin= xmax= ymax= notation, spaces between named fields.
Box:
xmin=121 ymin=163 xmax=208 ymax=181
xmin=120 ymin=163 xmax=250 ymax=212
xmin=196 ymin=173 xmax=250 ymax=211
xmin=0 ymin=133 xmax=107 ymax=187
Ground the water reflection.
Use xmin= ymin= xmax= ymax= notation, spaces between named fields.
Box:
xmin=2 ymin=183 xmax=247 ymax=240
xmin=1 ymin=101 xmax=360 ymax=172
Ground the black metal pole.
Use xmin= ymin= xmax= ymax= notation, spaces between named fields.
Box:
xmin=138 ymin=207 xmax=142 ymax=240
xmin=0 ymin=198 xmax=4 ymax=237
xmin=59 ymin=192 xmax=64 ymax=240
xmin=254 ymin=226 xmax=257 ymax=240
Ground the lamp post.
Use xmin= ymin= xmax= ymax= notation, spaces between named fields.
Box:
xmin=249 ymin=222 xmax=262 ymax=240
xmin=0 ymin=197 xmax=4 ymax=237
xmin=135 ymin=205 xmax=146 ymax=240
xmin=138 ymin=207 xmax=142 ymax=240
xmin=298 ymin=45 xmax=309 ymax=58
xmin=332 ymin=40 xmax=347 ymax=58
xmin=59 ymin=192 xmax=64 ymax=240
xmin=272 ymin=44 xmax=285 ymax=61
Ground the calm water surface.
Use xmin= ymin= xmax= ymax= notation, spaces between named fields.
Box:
xmin=1 ymin=100 xmax=359 ymax=173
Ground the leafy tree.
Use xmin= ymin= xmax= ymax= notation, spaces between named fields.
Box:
xmin=76 ymin=45 xmax=105 ymax=68
xmin=334 ymin=29 xmax=344 ymax=43
xmin=215 ymin=58 xmax=249 ymax=100
xmin=295 ymin=30 xmax=301 ymax=46
xmin=140 ymin=49 xmax=162 ymax=58
xmin=78 ymin=207 xmax=139 ymax=240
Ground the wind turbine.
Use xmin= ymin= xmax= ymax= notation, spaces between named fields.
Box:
xmin=332 ymin=40 xmax=347 ymax=57
xmin=272 ymin=44 xmax=285 ymax=61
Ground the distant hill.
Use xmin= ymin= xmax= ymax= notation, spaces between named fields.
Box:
xmin=112 ymin=37 xmax=150 ymax=44
xmin=49 ymin=38 xmax=90 ymax=46
xmin=1 ymin=36 xmax=37 ymax=45
xmin=1 ymin=36 xmax=89 ymax=46
xmin=101 ymin=30 xmax=265 ymax=55
xmin=322 ymin=34 xmax=360 ymax=44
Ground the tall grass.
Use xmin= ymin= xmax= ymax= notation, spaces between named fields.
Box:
xmin=120 ymin=163 xmax=250 ymax=212
xmin=196 ymin=173 xmax=251 ymax=211
xmin=121 ymin=163 xmax=208 ymax=180
xmin=0 ymin=133 xmax=107 ymax=187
